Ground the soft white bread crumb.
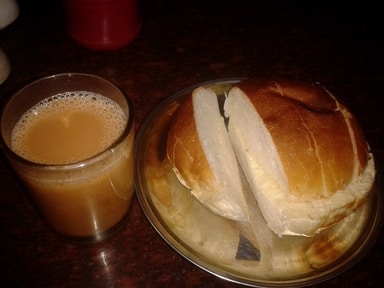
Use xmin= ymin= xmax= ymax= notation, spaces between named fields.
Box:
xmin=167 ymin=87 xmax=248 ymax=221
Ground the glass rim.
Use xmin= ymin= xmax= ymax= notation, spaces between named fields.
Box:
xmin=0 ymin=72 xmax=134 ymax=170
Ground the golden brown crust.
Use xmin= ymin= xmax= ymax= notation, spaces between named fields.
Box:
xmin=235 ymin=77 xmax=369 ymax=198
xmin=166 ymin=93 xmax=216 ymax=192
xmin=347 ymin=110 xmax=369 ymax=173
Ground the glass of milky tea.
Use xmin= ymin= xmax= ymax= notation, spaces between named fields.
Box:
xmin=0 ymin=73 xmax=134 ymax=243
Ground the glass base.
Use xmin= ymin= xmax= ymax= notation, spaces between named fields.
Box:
xmin=53 ymin=209 xmax=131 ymax=244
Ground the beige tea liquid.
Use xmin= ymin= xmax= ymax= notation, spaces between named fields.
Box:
xmin=11 ymin=91 xmax=134 ymax=239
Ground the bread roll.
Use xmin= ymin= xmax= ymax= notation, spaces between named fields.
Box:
xmin=166 ymin=87 xmax=248 ymax=221
xmin=167 ymin=77 xmax=376 ymax=237
xmin=224 ymin=77 xmax=376 ymax=236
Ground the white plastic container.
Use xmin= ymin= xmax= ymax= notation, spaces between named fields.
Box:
xmin=0 ymin=0 xmax=19 ymax=29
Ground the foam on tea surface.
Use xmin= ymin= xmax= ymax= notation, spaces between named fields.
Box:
xmin=11 ymin=91 xmax=127 ymax=165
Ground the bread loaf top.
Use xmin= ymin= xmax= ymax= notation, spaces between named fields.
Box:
xmin=232 ymin=77 xmax=369 ymax=199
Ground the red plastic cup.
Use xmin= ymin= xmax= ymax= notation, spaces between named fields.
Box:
xmin=61 ymin=0 xmax=141 ymax=50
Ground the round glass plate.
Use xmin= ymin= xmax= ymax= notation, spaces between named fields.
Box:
xmin=134 ymin=79 xmax=383 ymax=287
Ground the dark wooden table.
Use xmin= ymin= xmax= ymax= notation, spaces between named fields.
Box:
xmin=1 ymin=0 xmax=383 ymax=287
